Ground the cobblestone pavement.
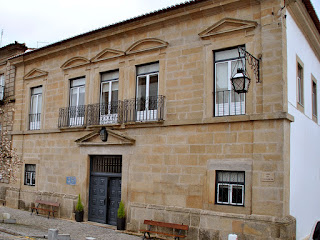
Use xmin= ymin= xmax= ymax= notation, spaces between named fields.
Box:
xmin=0 ymin=206 xmax=141 ymax=240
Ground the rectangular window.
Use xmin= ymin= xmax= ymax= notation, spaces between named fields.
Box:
xmin=24 ymin=164 xmax=36 ymax=186
xmin=29 ymin=86 xmax=42 ymax=130
xmin=69 ymin=77 xmax=85 ymax=126
xmin=312 ymin=80 xmax=317 ymax=120
xmin=214 ymin=47 xmax=246 ymax=116
xmin=136 ymin=62 xmax=159 ymax=121
xmin=216 ymin=171 xmax=245 ymax=206
xmin=100 ymin=71 xmax=119 ymax=124
xmin=0 ymin=74 xmax=4 ymax=100
xmin=297 ymin=63 xmax=304 ymax=107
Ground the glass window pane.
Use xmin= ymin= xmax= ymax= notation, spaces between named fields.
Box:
xmin=215 ymin=48 xmax=244 ymax=61
xmin=31 ymin=86 xmax=42 ymax=95
xmin=216 ymin=62 xmax=228 ymax=92
xmin=137 ymin=62 xmax=159 ymax=75
xmin=237 ymin=172 xmax=245 ymax=183
xmin=137 ymin=76 xmax=146 ymax=111
xmin=232 ymin=185 xmax=243 ymax=204
xmin=230 ymin=172 xmax=238 ymax=183
xmin=79 ymin=87 xmax=85 ymax=106
xmin=218 ymin=184 xmax=229 ymax=203
xmin=149 ymin=75 xmax=158 ymax=97
xmin=70 ymin=88 xmax=78 ymax=107
xmin=137 ymin=77 xmax=146 ymax=100
xmin=222 ymin=172 xmax=230 ymax=182
xmin=30 ymin=96 xmax=37 ymax=114
xmin=71 ymin=78 xmax=85 ymax=87
xmin=111 ymin=81 xmax=118 ymax=103
xmin=101 ymin=71 xmax=119 ymax=81
xmin=101 ymin=82 xmax=110 ymax=104
xmin=37 ymin=95 xmax=42 ymax=113
xmin=0 ymin=74 xmax=4 ymax=86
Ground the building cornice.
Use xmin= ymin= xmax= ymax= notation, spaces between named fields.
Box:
xmin=9 ymin=0 xmax=247 ymax=64
xmin=10 ymin=112 xmax=294 ymax=136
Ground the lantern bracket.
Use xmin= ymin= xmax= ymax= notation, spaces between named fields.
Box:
xmin=238 ymin=47 xmax=261 ymax=83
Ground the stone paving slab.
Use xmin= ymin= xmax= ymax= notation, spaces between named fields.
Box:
xmin=0 ymin=206 xmax=141 ymax=240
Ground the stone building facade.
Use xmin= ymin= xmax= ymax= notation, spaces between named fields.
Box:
xmin=0 ymin=42 xmax=27 ymax=188
xmin=2 ymin=0 xmax=320 ymax=239
xmin=0 ymin=42 xmax=27 ymax=134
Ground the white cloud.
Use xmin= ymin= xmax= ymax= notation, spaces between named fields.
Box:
xmin=1 ymin=0 xmax=319 ymax=48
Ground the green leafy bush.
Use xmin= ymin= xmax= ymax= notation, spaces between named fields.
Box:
xmin=117 ymin=201 xmax=125 ymax=218
xmin=75 ymin=194 xmax=84 ymax=212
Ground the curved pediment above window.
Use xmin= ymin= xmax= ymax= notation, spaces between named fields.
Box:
xmin=199 ymin=18 xmax=258 ymax=38
xmin=60 ymin=57 xmax=90 ymax=70
xmin=91 ymin=48 xmax=125 ymax=62
xmin=125 ymin=38 xmax=168 ymax=55
xmin=24 ymin=68 xmax=48 ymax=80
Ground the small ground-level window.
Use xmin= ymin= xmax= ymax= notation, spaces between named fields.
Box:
xmin=24 ymin=164 xmax=36 ymax=186
xmin=216 ymin=171 xmax=245 ymax=206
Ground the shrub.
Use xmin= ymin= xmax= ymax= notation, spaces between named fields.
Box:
xmin=117 ymin=201 xmax=125 ymax=218
xmin=75 ymin=194 xmax=84 ymax=212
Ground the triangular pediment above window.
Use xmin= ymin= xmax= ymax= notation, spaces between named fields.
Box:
xmin=61 ymin=57 xmax=90 ymax=70
xmin=91 ymin=48 xmax=125 ymax=62
xmin=75 ymin=129 xmax=135 ymax=146
xmin=198 ymin=18 xmax=258 ymax=38
xmin=24 ymin=68 xmax=48 ymax=80
xmin=125 ymin=38 xmax=168 ymax=55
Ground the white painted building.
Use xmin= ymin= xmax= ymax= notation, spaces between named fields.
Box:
xmin=286 ymin=1 xmax=320 ymax=239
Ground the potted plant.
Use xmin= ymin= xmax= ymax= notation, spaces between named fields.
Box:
xmin=75 ymin=194 xmax=84 ymax=222
xmin=117 ymin=200 xmax=125 ymax=230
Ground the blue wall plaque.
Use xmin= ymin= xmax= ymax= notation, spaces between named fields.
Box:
xmin=66 ymin=176 xmax=76 ymax=185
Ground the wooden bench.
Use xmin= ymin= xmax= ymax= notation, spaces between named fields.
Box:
xmin=31 ymin=200 xmax=59 ymax=219
xmin=140 ymin=220 xmax=189 ymax=240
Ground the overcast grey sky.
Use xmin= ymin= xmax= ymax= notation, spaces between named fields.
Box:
xmin=0 ymin=0 xmax=319 ymax=49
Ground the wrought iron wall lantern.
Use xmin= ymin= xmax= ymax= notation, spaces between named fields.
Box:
xmin=99 ymin=127 xmax=108 ymax=142
xmin=230 ymin=47 xmax=261 ymax=94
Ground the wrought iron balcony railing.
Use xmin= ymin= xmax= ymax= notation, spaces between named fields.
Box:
xmin=58 ymin=95 xmax=165 ymax=128
xmin=0 ymin=85 xmax=4 ymax=101
xmin=215 ymin=90 xmax=246 ymax=117
xmin=123 ymin=95 xmax=165 ymax=123
xmin=58 ymin=105 xmax=86 ymax=128
xmin=29 ymin=113 xmax=41 ymax=130
xmin=87 ymin=101 xmax=123 ymax=126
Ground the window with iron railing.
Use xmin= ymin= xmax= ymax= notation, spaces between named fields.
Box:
xmin=69 ymin=77 xmax=85 ymax=127
xmin=100 ymin=70 xmax=119 ymax=124
xmin=214 ymin=47 xmax=246 ymax=116
xmin=29 ymin=86 xmax=42 ymax=130
xmin=135 ymin=62 xmax=159 ymax=121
